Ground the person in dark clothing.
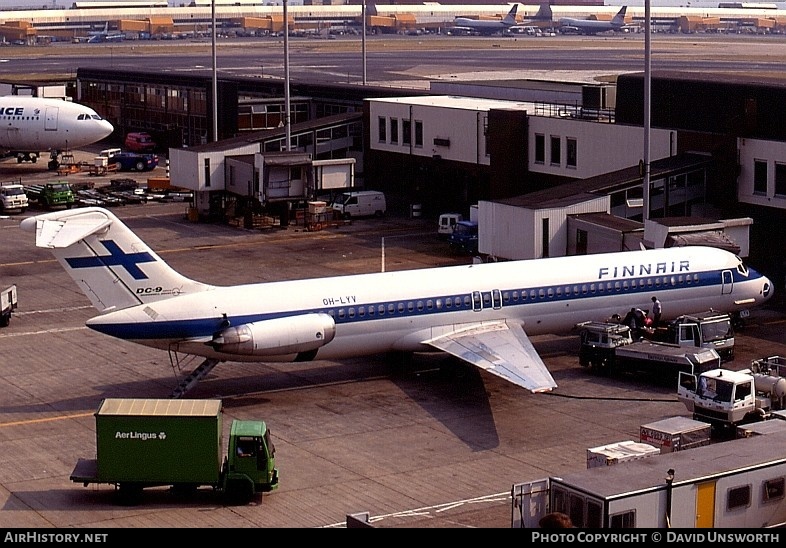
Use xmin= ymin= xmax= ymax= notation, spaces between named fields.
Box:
xmin=539 ymin=512 xmax=575 ymax=528
xmin=651 ymin=296 xmax=663 ymax=327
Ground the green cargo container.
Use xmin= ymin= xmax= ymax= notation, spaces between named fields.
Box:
xmin=95 ymin=398 xmax=222 ymax=484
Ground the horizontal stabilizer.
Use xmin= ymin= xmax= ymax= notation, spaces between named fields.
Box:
xmin=30 ymin=212 xmax=113 ymax=249
xmin=425 ymin=321 xmax=557 ymax=393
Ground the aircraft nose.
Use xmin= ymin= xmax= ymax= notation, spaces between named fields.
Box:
xmin=97 ymin=119 xmax=114 ymax=139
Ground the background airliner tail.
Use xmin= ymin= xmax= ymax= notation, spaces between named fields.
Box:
xmin=20 ymin=207 xmax=212 ymax=313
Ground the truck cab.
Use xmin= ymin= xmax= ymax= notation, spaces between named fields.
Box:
xmin=578 ymin=321 xmax=634 ymax=371
xmin=448 ymin=220 xmax=479 ymax=254
xmin=226 ymin=419 xmax=279 ymax=498
xmin=0 ymin=183 xmax=29 ymax=213
xmin=665 ymin=311 xmax=735 ymax=361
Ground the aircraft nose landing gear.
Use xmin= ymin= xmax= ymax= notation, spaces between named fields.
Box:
xmin=47 ymin=150 xmax=60 ymax=171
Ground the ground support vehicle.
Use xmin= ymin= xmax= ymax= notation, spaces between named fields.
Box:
xmin=447 ymin=220 xmax=479 ymax=255
xmin=24 ymin=182 xmax=75 ymax=209
xmin=438 ymin=212 xmax=463 ymax=238
xmin=0 ymin=182 xmax=28 ymax=213
xmin=70 ymin=398 xmax=279 ymax=504
xmin=645 ymin=310 xmax=735 ymax=361
xmin=578 ymin=321 xmax=721 ymax=378
xmin=107 ymin=152 xmax=159 ymax=172
xmin=677 ymin=357 xmax=786 ymax=429
xmin=1 ymin=284 xmax=17 ymax=327
xmin=124 ymin=131 xmax=157 ymax=153
xmin=330 ymin=190 xmax=386 ymax=218
xmin=512 ymin=429 xmax=786 ymax=528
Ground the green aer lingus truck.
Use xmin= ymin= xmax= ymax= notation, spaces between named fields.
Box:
xmin=70 ymin=398 xmax=279 ymax=504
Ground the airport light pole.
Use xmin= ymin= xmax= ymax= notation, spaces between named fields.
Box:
xmin=283 ymin=0 xmax=292 ymax=151
xmin=212 ymin=0 xmax=218 ymax=143
xmin=362 ymin=0 xmax=367 ymax=85
xmin=643 ymin=0 xmax=651 ymax=223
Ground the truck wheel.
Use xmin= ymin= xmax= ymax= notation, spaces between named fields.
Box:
xmin=225 ymin=479 xmax=253 ymax=505
xmin=116 ymin=483 xmax=143 ymax=506
xmin=135 ymin=160 xmax=146 ymax=171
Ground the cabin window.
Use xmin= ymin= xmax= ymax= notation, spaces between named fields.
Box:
xmin=763 ymin=477 xmax=785 ymax=503
xmin=727 ymin=485 xmax=751 ymax=510
xmin=348 ymin=308 xmax=355 ymax=318
xmin=426 ymin=299 xmax=434 ymax=310
xmin=388 ymin=303 xmax=395 ymax=315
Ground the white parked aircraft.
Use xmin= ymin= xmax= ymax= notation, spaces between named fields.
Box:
xmin=0 ymin=96 xmax=114 ymax=170
xmin=452 ymin=4 xmax=520 ymax=36
xmin=559 ymin=6 xmax=632 ymax=35
xmin=21 ymin=207 xmax=774 ymax=397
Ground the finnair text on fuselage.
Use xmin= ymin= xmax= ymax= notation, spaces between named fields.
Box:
xmin=598 ymin=260 xmax=691 ymax=280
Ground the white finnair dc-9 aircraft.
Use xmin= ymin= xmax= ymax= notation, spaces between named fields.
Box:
xmin=0 ymin=96 xmax=114 ymax=170
xmin=21 ymin=207 xmax=774 ymax=396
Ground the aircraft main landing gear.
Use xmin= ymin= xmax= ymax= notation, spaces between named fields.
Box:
xmin=16 ymin=152 xmax=38 ymax=164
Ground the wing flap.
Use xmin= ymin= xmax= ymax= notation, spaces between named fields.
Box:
xmin=425 ymin=321 xmax=557 ymax=393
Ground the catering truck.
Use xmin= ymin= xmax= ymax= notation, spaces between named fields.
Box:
xmin=578 ymin=321 xmax=721 ymax=378
xmin=70 ymin=398 xmax=279 ymax=504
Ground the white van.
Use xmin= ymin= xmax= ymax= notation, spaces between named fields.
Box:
xmin=331 ymin=190 xmax=386 ymax=218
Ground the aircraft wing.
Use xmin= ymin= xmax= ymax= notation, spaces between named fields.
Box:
xmin=424 ymin=320 xmax=557 ymax=393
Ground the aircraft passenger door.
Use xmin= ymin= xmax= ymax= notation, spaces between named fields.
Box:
xmin=472 ymin=290 xmax=502 ymax=312
xmin=492 ymin=289 xmax=502 ymax=310
xmin=721 ymin=270 xmax=733 ymax=295
xmin=45 ymin=107 xmax=58 ymax=131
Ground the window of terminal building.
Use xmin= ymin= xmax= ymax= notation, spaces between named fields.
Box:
xmin=754 ymin=159 xmax=767 ymax=194
xmin=550 ymin=136 xmax=561 ymax=166
xmin=414 ymin=120 xmax=423 ymax=148
xmin=378 ymin=117 xmax=386 ymax=142
xmin=390 ymin=117 xmax=398 ymax=144
xmin=566 ymin=137 xmax=577 ymax=169
xmin=402 ymin=119 xmax=411 ymax=146
xmin=534 ymin=134 xmax=545 ymax=164
xmin=775 ymin=162 xmax=786 ymax=196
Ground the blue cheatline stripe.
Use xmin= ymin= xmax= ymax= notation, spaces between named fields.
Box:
xmin=65 ymin=240 xmax=155 ymax=280
xmin=87 ymin=268 xmax=752 ymax=342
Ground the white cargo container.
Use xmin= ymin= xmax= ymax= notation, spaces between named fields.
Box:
xmin=586 ymin=440 xmax=659 ymax=469
xmin=639 ymin=416 xmax=711 ymax=453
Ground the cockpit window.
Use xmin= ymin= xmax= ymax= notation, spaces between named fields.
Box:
xmin=735 ymin=255 xmax=749 ymax=276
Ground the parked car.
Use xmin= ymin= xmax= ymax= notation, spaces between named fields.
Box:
xmin=124 ymin=132 xmax=157 ymax=153
xmin=108 ymin=152 xmax=159 ymax=172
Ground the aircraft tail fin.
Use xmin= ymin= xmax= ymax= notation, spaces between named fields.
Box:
xmin=504 ymin=4 xmax=519 ymax=25
xmin=612 ymin=6 xmax=627 ymax=25
xmin=532 ymin=3 xmax=553 ymax=21
xmin=20 ymin=207 xmax=212 ymax=314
